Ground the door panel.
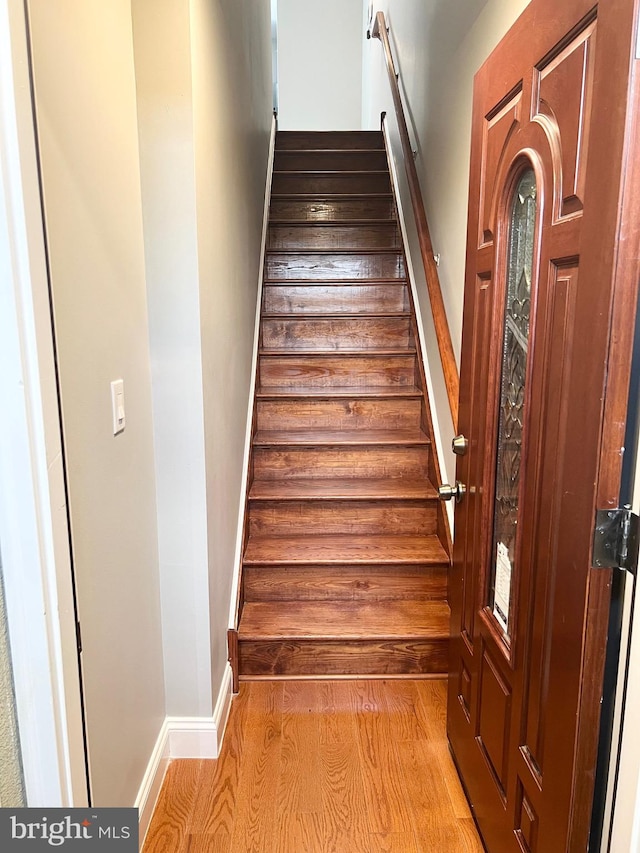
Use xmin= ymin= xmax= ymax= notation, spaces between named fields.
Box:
xmin=480 ymin=94 xmax=523 ymax=246
xmin=535 ymin=22 xmax=596 ymax=219
xmin=519 ymin=261 xmax=577 ymax=777
xmin=477 ymin=643 xmax=512 ymax=795
xmin=448 ymin=0 xmax=640 ymax=850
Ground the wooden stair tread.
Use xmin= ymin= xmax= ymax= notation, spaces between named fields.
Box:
xmin=262 ymin=312 xmax=410 ymax=319
xmin=266 ymin=248 xmax=402 ymax=255
xmin=275 ymin=148 xmax=386 ymax=155
xmin=275 ymin=132 xmax=384 ymax=151
xmin=253 ymin=428 xmax=429 ymax=446
xmin=259 ymin=347 xmax=415 ymax=356
xmin=243 ymin=564 xmax=447 ymax=603
xmin=243 ymin=534 xmax=449 ymax=566
xmin=255 ymin=385 xmax=422 ymax=399
xmin=273 ymin=170 xmax=389 ymax=176
xmin=238 ymin=600 xmax=450 ymax=641
xmin=269 ymin=219 xmax=397 ymax=226
xmin=270 ymin=193 xmax=393 ymax=200
xmin=263 ymin=278 xmax=407 ymax=286
xmin=249 ymin=477 xmax=438 ymax=500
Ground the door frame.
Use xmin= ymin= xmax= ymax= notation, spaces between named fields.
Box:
xmin=603 ymin=431 xmax=640 ymax=849
xmin=607 ymin=534 xmax=640 ymax=848
xmin=602 ymin=34 xmax=640 ymax=839
xmin=0 ymin=0 xmax=87 ymax=807
xmin=583 ymin=1 xmax=640 ymax=843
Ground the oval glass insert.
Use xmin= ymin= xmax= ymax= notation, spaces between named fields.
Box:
xmin=489 ymin=168 xmax=537 ymax=639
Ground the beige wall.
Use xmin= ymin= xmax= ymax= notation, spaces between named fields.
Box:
xmin=190 ymin=0 xmax=273 ymax=690
xmin=363 ymin=0 xmax=532 ymax=487
xmin=27 ymin=0 xmax=272 ymax=802
xmin=132 ymin=0 xmax=272 ymax=714
xmin=27 ymin=0 xmax=165 ymax=805
xmin=132 ymin=0 xmax=212 ymax=718
xmin=277 ymin=0 xmax=363 ymax=129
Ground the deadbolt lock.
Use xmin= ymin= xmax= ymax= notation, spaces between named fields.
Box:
xmin=452 ymin=434 xmax=469 ymax=456
xmin=438 ymin=482 xmax=467 ymax=503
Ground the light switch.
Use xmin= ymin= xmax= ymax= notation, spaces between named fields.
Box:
xmin=110 ymin=379 xmax=125 ymax=435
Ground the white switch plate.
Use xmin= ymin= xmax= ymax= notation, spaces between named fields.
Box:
xmin=110 ymin=379 xmax=125 ymax=435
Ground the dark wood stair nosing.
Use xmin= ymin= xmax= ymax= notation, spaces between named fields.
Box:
xmin=242 ymin=557 xmax=449 ymax=567
xmin=258 ymin=347 xmax=416 ymax=356
xmin=254 ymin=386 xmax=423 ymax=399
xmin=242 ymin=548 xmax=449 ymax=569
xmin=261 ymin=312 xmax=411 ymax=320
xmin=266 ymin=248 xmax=404 ymax=255
xmin=270 ymin=193 xmax=394 ymax=200
xmin=238 ymin=628 xmax=450 ymax=642
xmin=273 ymin=169 xmax=390 ymax=176
xmin=247 ymin=477 xmax=438 ymax=501
xmin=268 ymin=219 xmax=398 ymax=226
xmin=252 ymin=430 xmax=430 ymax=448
xmin=236 ymin=600 xmax=451 ymax=642
xmin=263 ymin=278 xmax=408 ymax=286
xmin=247 ymin=493 xmax=439 ymax=503
xmin=275 ymin=148 xmax=388 ymax=155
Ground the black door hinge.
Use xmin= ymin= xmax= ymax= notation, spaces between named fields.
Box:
xmin=75 ymin=620 xmax=83 ymax=655
xmin=593 ymin=507 xmax=639 ymax=575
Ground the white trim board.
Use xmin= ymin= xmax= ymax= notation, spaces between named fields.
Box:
xmin=229 ymin=113 xmax=278 ymax=630
xmin=0 ymin=0 xmax=88 ymax=807
xmin=381 ymin=115 xmax=455 ymax=533
xmin=136 ymin=662 xmax=234 ymax=844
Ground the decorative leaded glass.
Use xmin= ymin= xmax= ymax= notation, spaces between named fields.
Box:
xmin=489 ymin=168 xmax=537 ymax=639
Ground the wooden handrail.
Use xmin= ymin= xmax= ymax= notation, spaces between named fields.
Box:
xmin=371 ymin=11 xmax=459 ymax=430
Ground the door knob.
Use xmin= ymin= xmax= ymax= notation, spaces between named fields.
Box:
xmin=452 ymin=434 xmax=468 ymax=455
xmin=438 ymin=482 xmax=467 ymax=503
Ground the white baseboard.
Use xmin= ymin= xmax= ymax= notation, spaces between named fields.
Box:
xmin=166 ymin=662 xmax=233 ymax=758
xmin=136 ymin=662 xmax=234 ymax=843
xmin=229 ymin=113 xmax=277 ymax=631
xmin=135 ymin=719 xmax=170 ymax=846
xmin=212 ymin=661 xmax=234 ymax=748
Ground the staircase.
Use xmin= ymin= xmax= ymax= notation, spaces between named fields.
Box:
xmin=235 ymin=130 xmax=451 ymax=679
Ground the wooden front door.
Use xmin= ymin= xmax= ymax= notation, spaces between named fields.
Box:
xmin=447 ymin=0 xmax=640 ymax=850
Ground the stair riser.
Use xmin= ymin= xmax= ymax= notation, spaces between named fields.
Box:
xmin=238 ymin=639 xmax=448 ymax=676
xmin=248 ymin=501 xmax=437 ymax=537
xmin=263 ymin=284 xmax=409 ymax=315
xmin=269 ymin=197 xmax=395 ymax=222
xmin=266 ymin=252 xmax=405 ymax=280
xmin=253 ymin=446 xmax=430 ymax=480
xmin=256 ymin=397 xmax=422 ymax=431
xmin=243 ymin=565 xmax=448 ymax=602
xmin=262 ymin=317 xmax=412 ymax=351
xmin=267 ymin=224 xmax=400 ymax=250
xmin=259 ymin=354 xmax=416 ymax=388
xmin=272 ymin=173 xmax=391 ymax=195
xmin=274 ymin=151 xmax=388 ymax=172
xmin=276 ymin=131 xmax=385 ymax=150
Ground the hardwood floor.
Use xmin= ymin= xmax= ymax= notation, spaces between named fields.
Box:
xmin=142 ymin=680 xmax=483 ymax=853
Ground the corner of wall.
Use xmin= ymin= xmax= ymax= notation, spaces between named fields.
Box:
xmin=228 ymin=113 xmax=278 ymax=632
xmin=136 ymin=661 xmax=234 ymax=845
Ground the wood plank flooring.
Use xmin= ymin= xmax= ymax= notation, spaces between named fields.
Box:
xmin=142 ymin=680 xmax=483 ymax=853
